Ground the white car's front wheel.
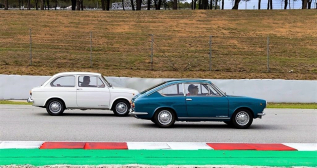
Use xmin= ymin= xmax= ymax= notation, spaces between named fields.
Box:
xmin=113 ymin=100 xmax=130 ymax=116
xmin=46 ymin=99 xmax=65 ymax=116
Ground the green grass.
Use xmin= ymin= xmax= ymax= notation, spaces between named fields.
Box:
xmin=0 ymin=100 xmax=32 ymax=105
xmin=267 ymin=103 xmax=317 ymax=109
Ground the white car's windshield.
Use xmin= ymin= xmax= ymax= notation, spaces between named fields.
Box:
xmin=101 ymin=75 xmax=112 ymax=87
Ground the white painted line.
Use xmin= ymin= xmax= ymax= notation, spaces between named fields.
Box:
xmin=167 ymin=142 xmax=213 ymax=150
xmin=283 ymin=143 xmax=317 ymax=151
xmin=127 ymin=142 xmax=170 ymax=150
xmin=0 ymin=141 xmax=44 ymax=149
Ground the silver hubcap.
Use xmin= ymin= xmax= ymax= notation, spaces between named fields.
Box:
xmin=49 ymin=101 xmax=62 ymax=114
xmin=235 ymin=111 xmax=250 ymax=126
xmin=158 ymin=110 xmax=173 ymax=125
xmin=116 ymin=102 xmax=128 ymax=114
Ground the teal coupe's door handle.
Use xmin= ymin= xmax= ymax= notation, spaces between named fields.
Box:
xmin=186 ymin=98 xmax=192 ymax=101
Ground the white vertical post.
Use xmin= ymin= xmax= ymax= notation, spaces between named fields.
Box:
xmin=29 ymin=28 xmax=32 ymax=65
xmin=267 ymin=36 xmax=270 ymax=72
xmin=209 ymin=36 xmax=212 ymax=71
xmin=90 ymin=31 xmax=92 ymax=68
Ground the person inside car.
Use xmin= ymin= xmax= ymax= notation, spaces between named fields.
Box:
xmin=187 ymin=84 xmax=198 ymax=96
xmin=81 ymin=76 xmax=92 ymax=87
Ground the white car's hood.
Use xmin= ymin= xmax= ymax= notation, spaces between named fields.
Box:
xmin=111 ymin=87 xmax=139 ymax=94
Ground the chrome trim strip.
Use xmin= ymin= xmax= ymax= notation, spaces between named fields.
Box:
xmin=258 ymin=113 xmax=266 ymax=116
xmin=178 ymin=117 xmax=230 ymax=120
xmin=131 ymin=112 xmax=148 ymax=115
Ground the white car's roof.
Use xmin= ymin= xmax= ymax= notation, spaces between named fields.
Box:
xmin=54 ymin=72 xmax=102 ymax=76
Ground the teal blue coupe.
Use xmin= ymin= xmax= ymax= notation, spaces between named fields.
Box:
xmin=130 ymin=80 xmax=266 ymax=129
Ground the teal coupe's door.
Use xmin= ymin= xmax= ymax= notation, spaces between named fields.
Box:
xmin=184 ymin=83 xmax=229 ymax=118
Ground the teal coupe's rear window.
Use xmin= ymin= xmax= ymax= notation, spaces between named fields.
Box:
xmin=140 ymin=81 xmax=167 ymax=94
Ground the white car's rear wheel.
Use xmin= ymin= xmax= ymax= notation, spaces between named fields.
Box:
xmin=46 ymin=99 xmax=65 ymax=116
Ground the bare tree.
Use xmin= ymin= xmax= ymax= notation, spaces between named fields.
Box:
xmin=28 ymin=0 xmax=31 ymax=9
xmin=35 ymin=0 xmax=39 ymax=10
xmin=307 ymin=0 xmax=311 ymax=8
xmin=41 ymin=0 xmax=44 ymax=10
xmin=222 ymin=0 xmax=224 ymax=9
xmin=131 ymin=0 xmax=135 ymax=10
xmin=232 ymin=0 xmax=241 ymax=9
xmin=258 ymin=0 xmax=261 ymax=9
xmin=106 ymin=0 xmax=110 ymax=10
xmin=267 ymin=0 xmax=272 ymax=9
xmin=47 ymin=0 xmax=50 ymax=10
xmin=147 ymin=0 xmax=151 ymax=9
xmin=71 ymin=0 xmax=76 ymax=10
xmin=4 ymin=0 xmax=8 ymax=10
xmin=77 ymin=0 xmax=80 ymax=10
xmin=55 ymin=0 xmax=58 ymax=10
xmin=284 ymin=0 xmax=288 ymax=9
xmin=173 ymin=0 xmax=177 ymax=9
xmin=123 ymin=0 xmax=125 ymax=10
xmin=215 ymin=0 xmax=218 ymax=9
xmin=136 ymin=0 xmax=141 ymax=10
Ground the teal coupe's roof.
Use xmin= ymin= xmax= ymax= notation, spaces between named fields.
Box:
xmin=165 ymin=79 xmax=212 ymax=84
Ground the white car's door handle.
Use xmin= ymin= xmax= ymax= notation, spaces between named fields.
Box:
xmin=77 ymin=88 xmax=83 ymax=90
xmin=186 ymin=98 xmax=192 ymax=101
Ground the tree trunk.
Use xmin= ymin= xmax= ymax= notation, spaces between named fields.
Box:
xmin=269 ymin=0 xmax=272 ymax=9
xmin=232 ymin=0 xmax=240 ymax=9
xmin=221 ymin=0 xmax=224 ymax=9
xmin=81 ymin=0 xmax=83 ymax=10
xmin=198 ymin=0 xmax=201 ymax=9
xmin=41 ymin=0 xmax=44 ymax=10
xmin=307 ymin=0 xmax=311 ymax=8
xmin=173 ymin=0 xmax=177 ymax=9
xmin=106 ymin=0 xmax=110 ymax=10
xmin=122 ymin=0 xmax=125 ymax=10
xmin=101 ymin=0 xmax=105 ymax=10
xmin=77 ymin=0 xmax=80 ymax=10
xmin=47 ymin=0 xmax=50 ymax=10
xmin=284 ymin=0 xmax=287 ymax=9
xmin=4 ymin=0 xmax=8 ymax=10
xmin=215 ymin=0 xmax=218 ymax=9
xmin=35 ymin=0 xmax=39 ymax=10
xmin=131 ymin=0 xmax=135 ymax=10
xmin=147 ymin=0 xmax=151 ymax=9
xmin=71 ymin=0 xmax=76 ymax=10
xmin=136 ymin=0 xmax=141 ymax=10
xmin=258 ymin=0 xmax=261 ymax=9
xmin=157 ymin=0 xmax=162 ymax=9
xmin=302 ymin=0 xmax=307 ymax=8
xmin=209 ymin=0 xmax=212 ymax=9
xmin=55 ymin=0 xmax=57 ymax=10
xmin=22 ymin=0 xmax=24 ymax=9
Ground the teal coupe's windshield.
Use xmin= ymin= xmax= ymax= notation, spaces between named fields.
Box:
xmin=140 ymin=81 xmax=167 ymax=94
xmin=211 ymin=83 xmax=226 ymax=96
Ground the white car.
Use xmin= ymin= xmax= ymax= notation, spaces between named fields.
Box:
xmin=27 ymin=72 xmax=139 ymax=116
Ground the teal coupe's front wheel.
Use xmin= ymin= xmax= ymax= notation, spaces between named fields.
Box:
xmin=232 ymin=109 xmax=253 ymax=129
xmin=153 ymin=109 xmax=175 ymax=128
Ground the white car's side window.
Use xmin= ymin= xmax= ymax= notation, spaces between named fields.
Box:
xmin=50 ymin=76 xmax=75 ymax=87
xmin=78 ymin=76 xmax=105 ymax=88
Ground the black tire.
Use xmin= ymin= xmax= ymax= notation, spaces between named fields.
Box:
xmin=113 ymin=100 xmax=130 ymax=116
xmin=232 ymin=109 xmax=253 ymax=129
xmin=46 ymin=99 xmax=65 ymax=116
xmin=153 ymin=109 xmax=176 ymax=128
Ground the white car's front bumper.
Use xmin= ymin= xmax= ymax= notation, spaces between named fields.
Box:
xmin=27 ymin=97 xmax=34 ymax=103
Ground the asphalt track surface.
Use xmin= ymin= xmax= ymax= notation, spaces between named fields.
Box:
xmin=0 ymin=105 xmax=316 ymax=143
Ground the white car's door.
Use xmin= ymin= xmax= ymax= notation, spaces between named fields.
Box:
xmin=49 ymin=75 xmax=77 ymax=108
xmin=76 ymin=75 xmax=110 ymax=108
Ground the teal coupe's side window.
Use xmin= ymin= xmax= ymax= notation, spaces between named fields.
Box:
xmin=158 ymin=84 xmax=184 ymax=96
xmin=184 ymin=83 xmax=221 ymax=96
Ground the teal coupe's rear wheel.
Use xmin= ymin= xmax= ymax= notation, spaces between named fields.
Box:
xmin=232 ymin=109 xmax=253 ymax=129
xmin=153 ymin=109 xmax=175 ymax=128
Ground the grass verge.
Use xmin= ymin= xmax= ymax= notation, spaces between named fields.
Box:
xmin=0 ymin=100 xmax=31 ymax=105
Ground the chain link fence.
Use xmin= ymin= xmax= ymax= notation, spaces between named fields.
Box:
xmin=0 ymin=29 xmax=316 ymax=74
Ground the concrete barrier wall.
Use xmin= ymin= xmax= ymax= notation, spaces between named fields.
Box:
xmin=0 ymin=75 xmax=316 ymax=103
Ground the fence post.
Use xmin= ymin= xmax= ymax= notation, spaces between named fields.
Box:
xmin=90 ymin=31 xmax=92 ymax=68
xmin=150 ymin=34 xmax=154 ymax=71
xmin=29 ymin=28 xmax=32 ymax=66
xmin=209 ymin=35 xmax=212 ymax=71
xmin=267 ymin=36 xmax=270 ymax=72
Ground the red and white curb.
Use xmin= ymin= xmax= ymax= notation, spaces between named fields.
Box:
xmin=0 ymin=141 xmax=316 ymax=151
